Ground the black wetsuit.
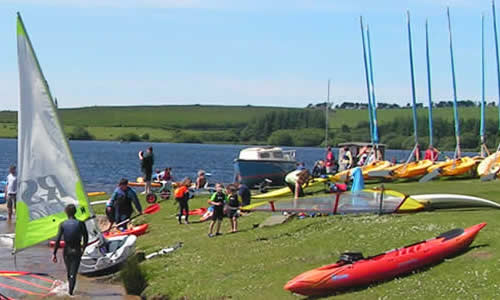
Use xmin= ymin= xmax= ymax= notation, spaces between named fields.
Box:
xmin=210 ymin=192 xmax=226 ymax=221
xmin=227 ymin=194 xmax=240 ymax=218
xmin=53 ymin=218 xmax=89 ymax=295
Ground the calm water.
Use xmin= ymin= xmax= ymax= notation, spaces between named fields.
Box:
xmin=0 ymin=138 xmax=476 ymax=192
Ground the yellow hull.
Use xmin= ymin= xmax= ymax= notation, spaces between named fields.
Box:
xmin=428 ymin=157 xmax=477 ymax=177
xmin=392 ymin=160 xmax=434 ymax=179
xmin=332 ymin=161 xmax=393 ymax=181
xmin=477 ymin=152 xmax=500 ymax=177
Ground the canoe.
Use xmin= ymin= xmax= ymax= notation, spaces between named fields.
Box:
xmin=477 ymin=152 xmax=500 ymax=177
xmin=284 ymin=223 xmax=486 ymax=296
xmin=242 ymin=189 xmax=424 ymax=214
xmin=0 ymin=271 xmax=60 ymax=299
xmin=79 ymin=234 xmax=136 ymax=276
xmin=361 ymin=161 xmax=392 ymax=177
xmin=386 ymin=160 xmax=433 ymax=179
xmin=411 ymin=194 xmax=500 ymax=209
xmin=87 ymin=191 xmax=107 ymax=197
xmin=49 ymin=224 xmax=148 ymax=248
xmin=427 ymin=157 xmax=477 ymax=177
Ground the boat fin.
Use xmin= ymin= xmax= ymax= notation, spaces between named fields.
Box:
xmin=419 ymin=168 xmax=440 ymax=183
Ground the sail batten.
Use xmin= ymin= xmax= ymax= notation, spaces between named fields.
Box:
xmin=15 ymin=13 xmax=96 ymax=252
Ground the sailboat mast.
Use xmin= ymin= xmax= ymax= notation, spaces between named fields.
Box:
xmin=407 ymin=11 xmax=419 ymax=147
xmin=493 ymin=0 xmax=500 ymax=136
xmin=360 ymin=16 xmax=375 ymax=145
xmin=447 ymin=7 xmax=461 ymax=158
xmin=366 ymin=25 xmax=379 ymax=146
xmin=425 ymin=19 xmax=434 ymax=147
xmin=481 ymin=14 xmax=487 ymax=156
xmin=325 ymin=79 xmax=330 ymax=146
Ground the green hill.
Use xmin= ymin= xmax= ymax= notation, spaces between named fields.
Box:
xmin=0 ymin=105 xmax=498 ymax=150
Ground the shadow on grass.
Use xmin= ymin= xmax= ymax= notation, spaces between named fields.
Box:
xmin=302 ymin=244 xmax=489 ymax=299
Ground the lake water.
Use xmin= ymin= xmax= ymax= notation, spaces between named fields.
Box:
xmin=0 ymin=138 xmax=476 ymax=193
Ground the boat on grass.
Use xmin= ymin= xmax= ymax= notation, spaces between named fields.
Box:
xmin=284 ymin=223 xmax=486 ymax=296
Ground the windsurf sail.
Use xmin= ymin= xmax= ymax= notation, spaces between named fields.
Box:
xmin=447 ymin=8 xmax=462 ymax=159
xmin=241 ymin=189 xmax=423 ymax=214
xmin=425 ymin=19 xmax=434 ymax=147
xmin=407 ymin=11 xmax=419 ymax=159
xmin=15 ymin=13 xmax=99 ymax=252
xmin=360 ymin=16 xmax=375 ymax=146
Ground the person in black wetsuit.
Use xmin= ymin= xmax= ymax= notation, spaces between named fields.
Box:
xmin=208 ymin=183 xmax=226 ymax=237
xmin=52 ymin=204 xmax=89 ymax=296
xmin=226 ymin=184 xmax=241 ymax=233
xmin=109 ymin=178 xmax=143 ymax=230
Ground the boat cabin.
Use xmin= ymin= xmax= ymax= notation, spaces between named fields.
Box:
xmin=237 ymin=147 xmax=296 ymax=162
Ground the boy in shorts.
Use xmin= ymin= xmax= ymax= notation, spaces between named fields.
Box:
xmin=226 ymin=184 xmax=240 ymax=233
xmin=208 ymin=183 xmax=226 ymax=237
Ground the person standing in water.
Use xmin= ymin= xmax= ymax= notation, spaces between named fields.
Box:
xmin=5 ymin=165 xmax=17 ymax=221
xmin=138 ymin=146 xmax=154 ymax=195
xmin=52 ymin=204 xmax=89 ymax=296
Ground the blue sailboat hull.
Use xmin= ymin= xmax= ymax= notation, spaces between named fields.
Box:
xmin=234 ymin=159 xmax=297 ymax=188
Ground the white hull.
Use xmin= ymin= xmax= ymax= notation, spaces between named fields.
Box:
xmin=411 ymin=194 xmax=500 ymax=209
xmin=79 ymin=235 xmax=136 ymax=276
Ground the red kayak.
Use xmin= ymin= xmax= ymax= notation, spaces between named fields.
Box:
xmin=49 ymin=224 xmax=149 ymax=248
xmin=284 ymin=223 xmax=486 ymax=296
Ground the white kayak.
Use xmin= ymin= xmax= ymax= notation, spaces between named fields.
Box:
xmin=411 ymin=194 xmax=500 ymax=209
xmin=79 ymin=235 xmax=136 ymax=276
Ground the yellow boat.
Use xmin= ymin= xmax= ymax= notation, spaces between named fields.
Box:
xmin=427 ymin=156 xmax=477 ymax=177
xmin=477 ymin=152 xmax=500 ymax=177
xmin=331 ymin=161 xmax=392 ymax=182
xmin=391 ymin=160 xmax=434 ymax=179
xmin=252 ymin=176 xmax=331 ymax=199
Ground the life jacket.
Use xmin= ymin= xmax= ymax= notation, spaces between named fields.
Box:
xmin=228 ymin=194 xmax=239 ymax=207
xmin=175 ymin=186 xmax=188 ymax=199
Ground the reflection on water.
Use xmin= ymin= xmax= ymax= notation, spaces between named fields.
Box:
xmin=0 ymin=219 xmax=127 ymax=299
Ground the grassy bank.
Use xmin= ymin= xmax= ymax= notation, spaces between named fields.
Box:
xmin=93 ymin=178 xmax=500 ymax=299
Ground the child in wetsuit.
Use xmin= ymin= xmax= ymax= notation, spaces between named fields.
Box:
xmin=208 ymin=183 xmax=226 ymax=237
xmin=175 ymin=177 xmax=192 ymax=224
xmin=226 ymin=184 xmax=241 ymax=233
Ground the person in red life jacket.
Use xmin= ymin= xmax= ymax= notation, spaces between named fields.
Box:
xmin=325 ymin=146 xmax=337 ymax=174
xmin=175 ymin=177 xmax=192 ymax=224
xmin=424 ymin=145 xmax=440 ymax=162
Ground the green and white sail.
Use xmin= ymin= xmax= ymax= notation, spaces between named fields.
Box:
xmin=16 ymin=13 xmax=98 ymax=252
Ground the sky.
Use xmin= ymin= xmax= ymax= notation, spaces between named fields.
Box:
xmin=0 ymin=0 xmax=499 ymax=110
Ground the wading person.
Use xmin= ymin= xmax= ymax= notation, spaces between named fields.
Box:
xmin=52 ymin=204 xmax=89 ymax=296
xmin=208 ymin=183 xmax=226 ymax=237
xmin=138 ymin=146 xmax=154 ymax=195
xmin=109 ymin=178 xmax=143 ymax=230
xmin=5 ymin=165 xmax=17 ymax=221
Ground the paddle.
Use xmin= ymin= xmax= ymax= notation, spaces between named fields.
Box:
xmin=419 ymin=168 xmax=441 ymax=183
xmin=104 ymin=203 xmax=160 ymax=233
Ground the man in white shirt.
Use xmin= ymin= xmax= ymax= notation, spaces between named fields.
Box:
xmin=5 ymin=165 xmax=17 ymax=220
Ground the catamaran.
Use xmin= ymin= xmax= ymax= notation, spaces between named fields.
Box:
xmin=10 ymin=13 xmax=136 ymax=281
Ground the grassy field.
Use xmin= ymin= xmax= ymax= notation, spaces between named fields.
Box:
xmin=1 ymin=105 xmax=494 ymax=131
xmin=89 ymin=177 xmax=500 ymax=299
